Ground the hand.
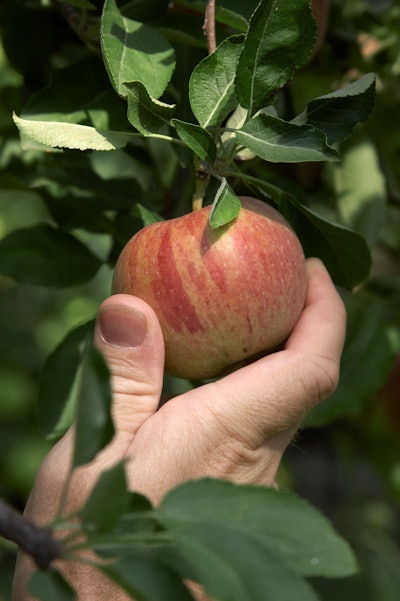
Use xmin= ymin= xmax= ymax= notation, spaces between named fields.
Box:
xmin=13 ymin=258 xmax=346 ymax=601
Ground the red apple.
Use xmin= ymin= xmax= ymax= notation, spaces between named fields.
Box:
xmin=112 ymin=196 xmax=307 ymax=380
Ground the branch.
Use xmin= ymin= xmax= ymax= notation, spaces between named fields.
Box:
xmin=0 ymin=498 xmax=64 ymax=569
xmin=203 ymin=0 xmax=216 ymax=54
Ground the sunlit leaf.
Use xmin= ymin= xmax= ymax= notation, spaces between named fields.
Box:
xmin=13 ymin=113 xmax=131 ymax=151
xmin=101 ymin=0 xmax=175 ymax=98
xmin=235 ymin=0 xmax=316 ymax=115
xmin=189 ymin=35 xmax=244 ymax=128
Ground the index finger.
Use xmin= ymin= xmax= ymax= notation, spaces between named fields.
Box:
xmin=286 ymin=257 xmax=347 ymax=364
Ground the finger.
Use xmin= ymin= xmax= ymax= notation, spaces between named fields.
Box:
xmin=286 ymin=257 xmax=346 ymax=367
xmin=190 ymin=258 xmax=346 ymax=445
xmin=94 ymin=294 xmax=165 ymax=436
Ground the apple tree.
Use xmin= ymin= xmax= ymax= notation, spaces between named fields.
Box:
xmin=0 ymin=0 xmax=399 ymax=600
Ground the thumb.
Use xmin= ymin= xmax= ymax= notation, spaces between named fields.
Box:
xmin=94 ymin=294 xmax=165 ymax=437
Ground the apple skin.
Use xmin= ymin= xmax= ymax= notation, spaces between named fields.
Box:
xmin=112 ymin=196 xmax=307 ymax=380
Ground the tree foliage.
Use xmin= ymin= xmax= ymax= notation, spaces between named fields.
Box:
xmin=0 ymin=0 xmax=400 ymax=599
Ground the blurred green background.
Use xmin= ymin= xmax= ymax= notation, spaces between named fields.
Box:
xmin=1 ymin=0 xmax=400 ymax=599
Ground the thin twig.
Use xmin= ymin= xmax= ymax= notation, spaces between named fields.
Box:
xmin=203 ymin=0 xmax=216 ymax=54
xmin=0 ymin=498 xmax=64 ymax=569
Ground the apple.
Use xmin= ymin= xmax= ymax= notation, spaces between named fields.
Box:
xmin=112 ymin=196 xmax=307 ymax=380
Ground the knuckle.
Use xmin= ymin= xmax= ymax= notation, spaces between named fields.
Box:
xmin=302 ymin=355 xmax=341 ymax=410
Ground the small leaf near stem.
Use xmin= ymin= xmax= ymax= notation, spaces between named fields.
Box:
xmin=203 ymin=0 xmax=216 ymax=54
xmin=209 ymin=178 xmax=241 ymax=228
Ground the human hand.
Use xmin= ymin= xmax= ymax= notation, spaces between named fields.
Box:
xmin=13 ymin=258 xmax=346 ymax=601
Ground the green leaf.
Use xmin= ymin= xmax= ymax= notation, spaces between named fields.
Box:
xmin=89 ymin=150 xmax=151 ymax=189
xmin=20 ymin=57 xmax=129 ymax=132
xmin=101 ymin=0 xmax=175 ymax=98
xmin=334 ymin=137 xmax=386 ymax=246
xmin=169 ymin=523 xmax=320 ymax=601
xmin=278 ymin=193 xmax=372 ymax=289
xmin=13 ymin=113 xmax=131 ymax=151
xmin=28 ymin=569 xmax=76 ymax=601
xmin=84 ymin=490 xmax=156 ymax=545
xmin=228 ymin=172 xmax=372 ymax=289
xmin=80 ymin=462 xmax=130 ymax=533
xmin=115 ymin=492 xmax=156 ymax=536
xmin=293 ymin=73 xmax=376 ymax=145
xmin=235 ymin=0 xmax=317 ymax=115
xmin=125 ymin=81 xmax=175 ymax=135
xmin=305 ymin=292 xmax=400 ymax=427
xmin=214 ymin=1 xmax=256 ymax=30
xmin=189 ymin=35 xmax=244 ymax=128
xmin=63 ymin=0 xmax=95 ymax=8
xmin=136 ymin=203 xmax=164 ymax=226
xmin=37 ymin=321 xmax=95 ymax=440
xmin=0 ymin=224 xmax=102 ymax=288
xmin=98 ymin=547 xmax=196 ymax=601
xmin=159 ymin=479 xmax=358 ymax=579
xmin=172 ymin=119 xmax=217 ymax=162
xmin=236 ymin=113 xmax=340 ymax=163
xmin=72 ymin=339 xmax=114 ymax=468
xmin=172 ymin=0 xmax=258 ymax=32
xmin=357 ymin=527 xmax=400 ymax=601
xmin=209 ymin=178 xmax=241 ymax=228
xmin=218 ymin=0 xmax=260 ymax=24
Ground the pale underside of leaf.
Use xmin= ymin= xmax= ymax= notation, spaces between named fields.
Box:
xmin=13 ymin=114 xmax=131 ymax=151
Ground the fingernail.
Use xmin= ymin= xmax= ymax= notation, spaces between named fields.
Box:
xmin=98 ymin=306 xmax=147 ymax=348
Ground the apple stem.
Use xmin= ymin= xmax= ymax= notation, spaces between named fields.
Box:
xmin=192 ymin=195 xmax=203 ymax=212
xmin=192 ymin=158 xmax=210 ymax=211
xmin=203 ymin=0 xmax=216 ymax=54
xmin=192 ymin=175 xmax=209 ymax=211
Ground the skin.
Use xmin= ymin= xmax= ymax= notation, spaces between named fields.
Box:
xmin=12 ymin=258 xmax=346 ymax=601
